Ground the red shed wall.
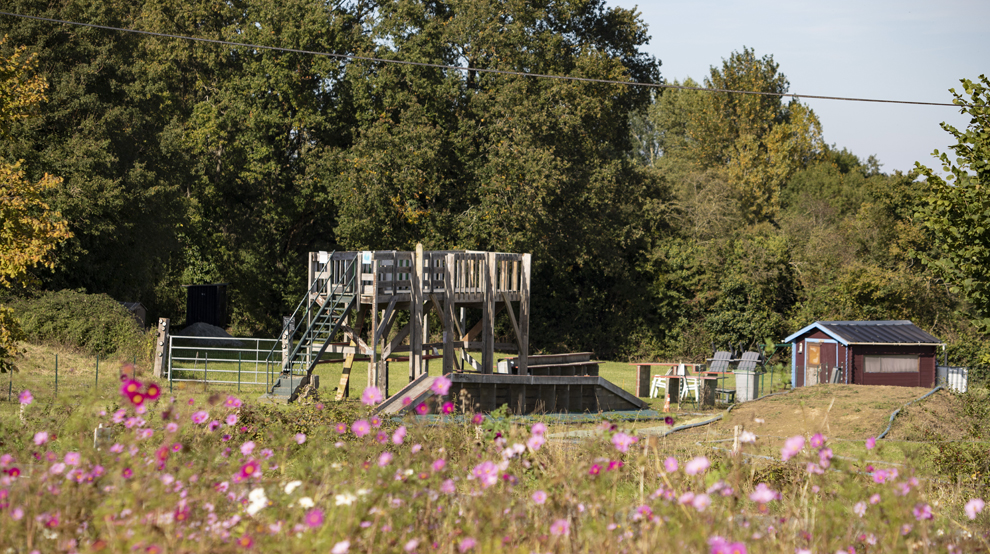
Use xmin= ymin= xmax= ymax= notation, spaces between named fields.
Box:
xmin=851 ymin=345 xmax=937 ymax=388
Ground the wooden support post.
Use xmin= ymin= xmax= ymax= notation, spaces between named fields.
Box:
xmin=336 ymin=307 xmax=367 ymax=401
xmin=153 ymin=318 xmax=170 ymax=379
xmin=410 ymin=244 xmax=424 ymax=382
xmin=282 ymin=316 xmax=295 ymax=373
xmin=519 ymin=253 xmax=531 ymax=376
xmin=369 ymin=258 xmax=379 ymax=390
xmin=443 ymin=253 xmax=456 ymax=376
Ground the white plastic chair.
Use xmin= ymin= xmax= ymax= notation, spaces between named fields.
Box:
xmin=650 ymin=375 xmax=667 ymax=398
xmin=680 ymin=377 xmax=701 ymax=404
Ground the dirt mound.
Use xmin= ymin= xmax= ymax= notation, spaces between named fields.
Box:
xmin=173 ymin=322 xmax=243 ymax=347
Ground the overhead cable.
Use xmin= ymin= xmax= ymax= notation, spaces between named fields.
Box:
xmin=0 ymin=10 xmax=970 ymax=108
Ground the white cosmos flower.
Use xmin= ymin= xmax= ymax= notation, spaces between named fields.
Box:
xmin=284 ymin=481 xmax=303 ymax=495
xmin=334 ymin=493 xmax=356 ymax=506
xmin=299 ymin=496 xmax=316 ymax=508
xmin=356 ymin=488 xmax=371 ymax=496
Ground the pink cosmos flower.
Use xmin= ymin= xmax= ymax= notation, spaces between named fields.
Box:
xmin=532 ymin=490 xmax=547 ymax=504
xmin=870 ymin=493 xmax=881 ymax=504
xmin=414 ymin=403 xmax=430 ymax=415
xmin=166 ymin=422 xmax=178 ymax=433
xmin=351 ymin=420 xmax=371 ymax=437
xmin=527 ymin=434 xmax=545 ymax=452
xmin=145 ymin=383 xmax=162 ymax=401
xmin=238 ymin=460 xmax=260 ymax=480
xmin=432 ymin=459 xmax=446 ymax=472
xmin=331 ymin=540 xmax=349 ymax=554
xmin=295 ymin=433 xmax=306 ymax=445
xmin=64 ymin=452 xmax=81 ymax=466
xmin=122 ymin=467 xmax=133 ymax=479
xmin=471 ymin=413 xmax=484 ymax=425
xmin=441 ymin=401 xmax=455 ymax=414
xmin=440 ymin=479 xmax=456 ymax=494
xmin=819 ymin=447 xmax=833 ymax=468
xmin=226 ymin=414 xmax=238 ymax=426
xmin=375 ymin=432 xmax=388 ymax=444
xmin=685 ymin=456 xmax=710 ymax=476
xmin=191 ymin=411 xmax=209 ymax=424
xmin=664 ymin=457 xmax=678 ymax=473
xmin=241 ymin=441 xmax=256 ymax=456
xmin=11 ymin=507 xmax=23 ymax=520
xmin=781 ymin=435 xmax=805 ymax=461
xmin=361 ymin=386 xmax=383 ymax=406
xmin=692 ymin=493 xmax=711 ymax=512
xmin=749 ymin=483 xmax=776 ymax=504
xmin=430 ymin=375 xmax=452 ymax=396
xmin=810 ymin=433 xmax=825 ymax=449
xmin=854 ymin=501 xmax=867 ymax=517
xmin=913 ymin=503 xmax=933 ymax=521
xmin=865 ymin=436 xmax=876 ymax=450
xmin=588 ymin=464 xmax=602 ymax=476
xmin=472 ymin=461 xmax=499 ymax=489
xmin=531 ymin=422 xmax=547 ymax=436
xmin=208 ymin=420 xmax=221 ymax=431
xmin=335 ymin=422 xmax=348 ymax=434
xmin=549 ymin=518 xmax=570 ymax=536
xmin=370 ymin=416 xmax=382 ymax=428
xmin=378 ymin=452 xmax=393 ymax=467
xmin=392 ymin=426 xmax=407 ymax=445
xmin=965 ymin=498 xmax=985 ymax=520
xmin=678 ymin=491 xmax=695 ymax=505
xmin=458 ymin=538 xmax=476 ymax=552
xmin=611 ymin=432 xmax=637 ymax=453
xmin=304 ymin=508 xmax=324 ymax=527
xmin=33 ymin=431 xmax=49 ymax=446
xmin=18 ymin=390 xmax=33 ymax=405
xmin=224 ymin=395 xmax=242 ymax=408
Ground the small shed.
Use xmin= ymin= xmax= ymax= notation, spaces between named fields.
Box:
xmin=183 ymin=284 xmax=228 ymax=328
xmin=784 ymin=320 xmax=942 ymax=389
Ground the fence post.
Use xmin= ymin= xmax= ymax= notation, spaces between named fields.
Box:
xmin=204 ymin=352 xmax=209 ymax=386
xmin=95 ymin=354 xmax=99 ymax=390
xmin=238 ymin=352 xmax=242 ymax=392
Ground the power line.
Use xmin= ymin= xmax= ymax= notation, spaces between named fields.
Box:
xmin=0 ymin=9 xmax=971 ymax=109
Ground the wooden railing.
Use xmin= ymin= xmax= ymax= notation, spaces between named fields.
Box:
xmin=310 ymin=250 xmax=527 ymax=301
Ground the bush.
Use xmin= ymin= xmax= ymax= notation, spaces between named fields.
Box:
xmin=9 ymin=289 xmax=148 ymax=358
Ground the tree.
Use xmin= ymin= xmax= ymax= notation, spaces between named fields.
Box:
xmin=0 ymin=37 xmax=71 ymax=372
xmin=916 ymin=75 xmax=990 ymax=330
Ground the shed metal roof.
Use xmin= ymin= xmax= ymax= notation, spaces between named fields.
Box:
xmin=784 ymin=320 xmax=942 ymax=346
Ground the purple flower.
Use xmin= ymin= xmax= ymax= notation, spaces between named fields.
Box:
xmin=781 ymin=435 xmax=805 ymax=461
xmin=430 ymin=375 xmax=451 ymax=396
xmin=472 ymin=461 xmax=499 ymax=489
xmin=414 ymin=403 xmax=430 ymax=415
xmin=685 ymin=456 xmax=710 ymax=476
xmin=208 ymin=420 xmax=221 ymax=431
xmin=663 ymin=457 xmax=678 ymax=473
xmin=549 ymin=518 xmax=570 ymax=536
xmin=611 ymin=432 xmax=637 ymax=453
xmin=913 ymin=503 xmax=933 ymax=521
xmin=441 ymin=401 xmax=455 ymax=414
xmin=392 ymin=426 xmax=407 ymax=445
xmin=304 ymin=508 xmax=324 ymax=527
xmin=471 ymin=413 xmax=484 ymax=425
xmin=18 ymin=390 xmax=32 ymax=405
xmin=361 ymin=386 xmax=383 ymax=406
xmin=965 ymin=498 xmax=985 ymax=520
xmin=351 ymin=420 xmax=371 ymax=437
xmin=191 ymin=411 xmax=209 ymax=424
xmin=664 ymin=416 xmax=675 ymax=426
xmin=748 ymin=483 xmax=776 ymax=504
xmin=810 ymin=433 xmax=825 ymax=448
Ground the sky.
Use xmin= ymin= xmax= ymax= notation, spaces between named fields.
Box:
xmin=608 ymin=0 xmax=990 ymax=175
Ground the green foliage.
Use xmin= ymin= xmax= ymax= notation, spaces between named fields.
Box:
xmin=916 ymin=75 xmax=990 ymax=333
xmin=9 ymin=289 xmax=146 ymax=357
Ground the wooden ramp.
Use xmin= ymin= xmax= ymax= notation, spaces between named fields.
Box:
xmin=375 ymin=373 xmax=435 ymax=415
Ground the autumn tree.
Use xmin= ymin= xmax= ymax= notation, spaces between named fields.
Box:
xmin=0 ymin=36 xmax=71 ymax=371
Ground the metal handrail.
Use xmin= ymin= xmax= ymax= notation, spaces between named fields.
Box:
xmin=265 ymin=257 xmax=358 ymax=392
